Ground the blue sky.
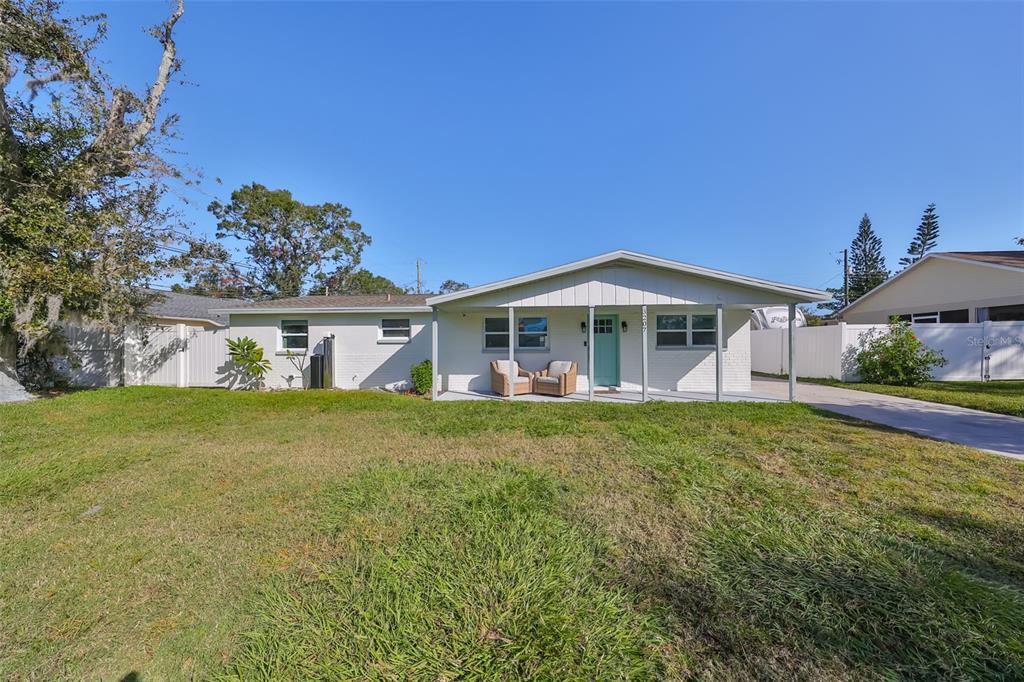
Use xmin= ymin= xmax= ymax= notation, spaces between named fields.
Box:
xmin=80 ymin=1 xmax=1023 ymax=295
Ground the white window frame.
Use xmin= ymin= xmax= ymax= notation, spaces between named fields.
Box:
xmin=655 ymin=313 xmax=718 ymax=349
xmin=379 ymin=318 xmax=412 ymax=344
xmin=279 ymin=319 xmax=309 ymax=353
xmin=482 ymin=316 xmax=550 ymax=352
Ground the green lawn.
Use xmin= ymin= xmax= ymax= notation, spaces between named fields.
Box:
xmin=2 ymin=388 xmax=1023 ymax=680
xmin=816 ymin=379 xmax=1024 ymax=418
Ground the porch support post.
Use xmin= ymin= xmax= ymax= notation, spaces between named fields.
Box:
xmin=641 ymin=305 xmax=649 ymax=402
xmin=587 ymin=306 xmax=595 ymax=401
xmin=715 ymin=304 xmax=724 ymax=402
xmin=788 ymin=302 xmax=796 ymax=402
xmin=431 ymin=307 xmax=438 ymax=400
xmin=507 ymin=306 xmax=515 ymax=400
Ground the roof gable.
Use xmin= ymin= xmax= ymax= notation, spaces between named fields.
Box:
xmin=426 ymin=250 xmax=828 ymax=307
xmin=840 ymin=252 xmax=1024 ymax=316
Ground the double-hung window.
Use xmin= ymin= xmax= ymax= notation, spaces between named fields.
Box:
xmin=656 ymin=313 xmax=717 ymax=348
xmin=484 ymin=317 xmax=510 ymax=349
xmin=280 ymin=319 xmax=308 ymax=351
xmin=380 ymin=318 xmax=411 ymax=342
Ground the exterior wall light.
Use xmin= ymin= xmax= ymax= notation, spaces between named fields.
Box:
xmin=621 ymin=320 xmax=628 ymax=334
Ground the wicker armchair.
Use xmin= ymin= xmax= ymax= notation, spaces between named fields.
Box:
xmin=490 ymin=360 xmax=534 ymax=396
xmin=532 ymin=361 xmax=578 ymax=397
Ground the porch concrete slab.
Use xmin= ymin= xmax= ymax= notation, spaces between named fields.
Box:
xmin=751 ymin=378 xmax=1024 ymax=459
xmin=436 ymin=388 xmax=783 ymax=404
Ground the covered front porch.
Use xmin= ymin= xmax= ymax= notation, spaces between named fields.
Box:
xmin=424 ymin=250 xmax=820 ymax=403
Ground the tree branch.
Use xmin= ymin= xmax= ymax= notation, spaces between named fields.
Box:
xmin=128 ymin=0 xmax=183 ymax=149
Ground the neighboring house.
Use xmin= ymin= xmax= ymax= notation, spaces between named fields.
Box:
xmin=840 ymin=251 xmax=1024 ymax=324
xmin=216 ymin=250 xmax=828 ymax=398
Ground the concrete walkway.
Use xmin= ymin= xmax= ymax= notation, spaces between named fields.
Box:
xmin=752 ymin=378 xmax=1024 ymax=459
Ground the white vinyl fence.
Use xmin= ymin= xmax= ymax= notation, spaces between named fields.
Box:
xmin=751 ymin=321 xmax=1024 ymax=382
xmin=124 ymin=323 xmax=231 ymax=387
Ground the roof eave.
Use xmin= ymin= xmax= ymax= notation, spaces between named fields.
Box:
xmin=426 ymin=250 xmax=829 ymax=305
xmin=215 ymin=306 xmax=433 ymax=315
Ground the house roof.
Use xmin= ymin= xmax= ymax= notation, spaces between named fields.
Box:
xmin=934 ymin=251 xmax=1024 ymax=269
xmin=838 ymin=250 xmax=1024 ymax=316
xmin=425 ymin=250 xmax=830 ymax=306
xmin=145 ymin=289 xmax=247 ymax=326
xmin=214 ymin=293 xmax=432 ymax=315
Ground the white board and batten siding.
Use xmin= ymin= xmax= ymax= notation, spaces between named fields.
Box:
xmin=751 ymin=321 xmax=1024 ymax=381
xmin=457 ymin=265 xmax=800 ymax=308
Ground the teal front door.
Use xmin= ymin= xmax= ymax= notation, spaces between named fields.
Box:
xmin=593 ymin=314 xmax=620 ymax=386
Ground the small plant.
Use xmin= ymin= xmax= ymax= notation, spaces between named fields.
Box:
xmin=855 ymin=318 xmax=947 ymax=386
xmin=410 ymin=359 xmax=432 ymax=396
xmin=227 ymin=336 xmax=272 ymax=387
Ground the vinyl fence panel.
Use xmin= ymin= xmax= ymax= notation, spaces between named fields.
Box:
xmin=751 ymin=321 xmax=1024 ymax=382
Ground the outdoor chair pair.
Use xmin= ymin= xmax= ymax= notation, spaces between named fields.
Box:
xmin=489 ymin=360 xmax=578 ymax=397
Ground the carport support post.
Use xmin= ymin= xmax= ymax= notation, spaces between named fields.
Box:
xmin=431 ymin=308 xmax=438 ymax=400
xmin=641 ymin=305 xmax=649 ymax=402
xmin=788 ymin=303 xmax=796 ymax=402
xmin=507 ymin=306 xmax=515 ymax=400
xmin=715 ymin=304 xmax=724 ymax=402
xmin=588 ymin=306 xmax=595 ymax=401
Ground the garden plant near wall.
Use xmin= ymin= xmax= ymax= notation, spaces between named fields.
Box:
xmin=226 ymin=337 xmax=272 ymax=389
xmin=855 ymin=318 xmax=947 ymax=386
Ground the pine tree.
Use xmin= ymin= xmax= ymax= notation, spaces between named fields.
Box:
xmin=899 ymin=203 xmax=940 ymax=268
xmin=824 ymin=213 xmax=889 ymax=313
xmin=849 ymin=214 xmax=889 ymax=300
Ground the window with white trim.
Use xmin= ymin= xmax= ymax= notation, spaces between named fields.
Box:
xmin=280 ymin=319 xmax=308 ymax=350
xmin=656 ymin=314 xmax=717 ymax=348
xmin=380 ymin=318 xmax=411 ymax=342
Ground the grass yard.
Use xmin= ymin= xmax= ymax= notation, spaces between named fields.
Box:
xmin=814 ymin=379 xmax=1024 ymax=418
xmin=1 ymin=388 xmax=1023 ymax=680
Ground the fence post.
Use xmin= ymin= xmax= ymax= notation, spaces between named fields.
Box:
xmin=176 ymin=323 xmax=187 ymax=388
xmin=981 ymin=320 xmax=992 ymax=381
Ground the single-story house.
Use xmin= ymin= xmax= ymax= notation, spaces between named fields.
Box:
xmin=839 ymin=251 xmax=1024 ymax=324
xmin=217 ymin=250 xmax=828 ymax=400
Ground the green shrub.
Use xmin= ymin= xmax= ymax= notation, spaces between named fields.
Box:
xmin=227 ymin=336 xmax=272 ymax=388
xmin=410 ymin=359 xmax=432 ymax=395
xmin=855 ymin=318 xmax=946 ymax=386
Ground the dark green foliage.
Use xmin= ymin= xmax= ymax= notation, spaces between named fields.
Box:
xmin=207 ymin=183 xmax=370 ymax=298
xmin=410 ymin=358 xmax=432 ymax=395
xmin=439 ymin=279 xmax=470 ymax=294
xmin=825 ymin=214 xmax=890 ymax=312
xmin=899 ymin=203 xmax=940 ymax=268
xmin=310 ymin=267 xmax=406 ymax=296
xmin=856 ymin=317 xmax=947 ymax=385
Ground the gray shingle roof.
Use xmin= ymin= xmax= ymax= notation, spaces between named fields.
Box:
xmin=939 ymin=251 xmax=1024 ymax=270
xmin=226 ymin=294 xmax=431 ymax=311
xmin=145 ymin=289 xmax=248 ymax=325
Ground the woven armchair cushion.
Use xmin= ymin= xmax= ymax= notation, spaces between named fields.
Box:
xmin=535 ymin=375 xmax=560 ymax=384
xmin=547 ymin=361 xmax=573 ymax=378
xmin=493 ymin=360 xmax=520 ymax=375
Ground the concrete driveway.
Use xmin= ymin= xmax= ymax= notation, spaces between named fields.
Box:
xmin=751 ymin=378 xmax=1024 ymax=459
